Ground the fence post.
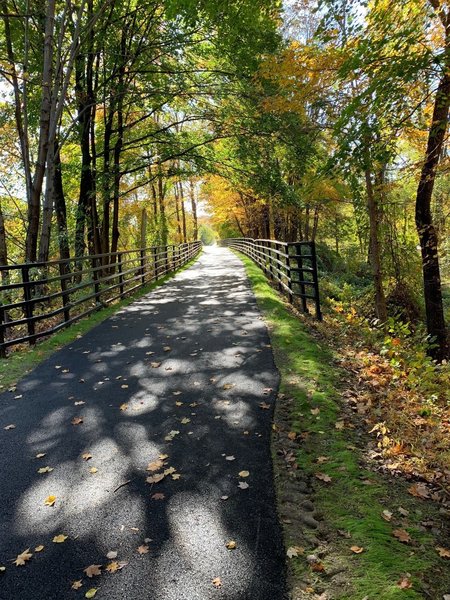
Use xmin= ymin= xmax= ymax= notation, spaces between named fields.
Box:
xmin=0 ymin=305 xmax=6 ymax=358
xmin=140 ymin=249 xmax=146 ymax=286
xmin=22 ymin=265 xmax=35 ymax=345
xmin=310 ymin=241 xmax=322 ymax=320
xmin=118 ymin=252 xmax=125 ymax=298
xmin=91 ymin=256 xmax=101 ymax=305
xmin=59 ymin=260 xmax=71 ymax=324
xmin=285 ymin=245 xmax=293 ymax=304
xmin=153 ymin=247 xmax=159 ymax=281
xmin=294 ymin=243 xmax=308 ymax=314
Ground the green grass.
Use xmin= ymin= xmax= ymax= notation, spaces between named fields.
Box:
xmin=238 ymin=253 xmax=450 ymax=600
xmin=0 ymin=255 xmax=201 ymax=392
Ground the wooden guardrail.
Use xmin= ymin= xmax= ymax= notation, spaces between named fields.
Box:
xmin=222 ymin=238 xmax=321 ymax=320
xmin=0 ymin=241 xmax=202 ymax=356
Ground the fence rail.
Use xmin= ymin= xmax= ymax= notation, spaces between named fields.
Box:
xmin=0 ymin=241 xmax=202 ymax=356
xmin=221 ymin=238 xmax=321 ymax=320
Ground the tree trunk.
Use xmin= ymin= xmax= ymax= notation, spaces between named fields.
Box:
xmin=26 ymin=0 xmax=56 ymax=262
xmin=365 ymin=168 xmax=387 ymax=322
xmin=415 ymin=60 xmax=450 ymax=360
xmin=179 ymin=181 xmax=187 ymax=243
xmin=38 ymin=140 xmax=56 ymax=263
xmin=174 ymin=185 xmax=182 ymax=243
xmin=53 ymin=143 xmax=71 ymax=263
xmin=189 ymin=180 xmax=198 ymax=241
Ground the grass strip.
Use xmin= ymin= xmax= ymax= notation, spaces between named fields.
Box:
xmin=239 ymin=252 xmax=450 ymax=600
xmin=0 ymin=254 xmax=201 ymax=392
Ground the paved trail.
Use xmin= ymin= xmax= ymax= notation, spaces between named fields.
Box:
xmin=0 ymin=247 xmax=287 ymax=600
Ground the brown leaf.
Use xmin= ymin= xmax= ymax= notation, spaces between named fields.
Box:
xmin=259 ymin=402 xmax=270 ymax=410
xmin=71 ymin=417 xmax=84 ymax=426
xmin=311 ymin=562 xmax=325 ymax=572
xmin=14 ymin=548 xmax=32 ymax=566
xmin=137 ymin=545 xmax=149 ymax=555
xmin=287 ymin=431 xmax=297 ymax=440
xmin=106 ymin=551 xmax=118 ymax=559
xmin=71 ymin=580 xmax=83 ymax=590
xmin=35 ymin=453 xmax=46 ymax=459
xmin=381 ymin=510 xmax=393 ymax=522
xmin=226 ymin=541 xmax=237 ymax=550
xmin=315 ymin=472 xmax=332 ymax=483
xmin=397 ymin=577 xmax=412 ymax=589
xmin=436 ymin=546 xmax=450 ymax=558
xmin=408 ymin=483 xmax=430 ymax=499
xmin=286 ymin=546 xmax=304 ymax=558
xmin=119 ymin=403 xmax=128 ymax=411
xmin=238 ymin=481 xmax=249 ymax=489
xmin=44 ymin=495 xmax=56 ymax=507
xmin=37 ymin=466 xmax=54 ymax=474
xmin=146 ymin=460 xmax=164 ymax=472
xmin=146 ymin=473 xmax=165 ymax=484
xmin=82 ymin=453 xmax=92 ymax=461
xmin=310 ymin=408 xmax=320 ymax=415
xmin=34 ymin=545 xmax=44 ymax=552
xmin=350 ymin=546 xmax=364 ymax=554
xmin=238 ymin=470 xmax=250 ymax=478
xmin=393 ymin=529 xmax=411 ymax=544
xmin=212 ymin=577 xmax=222 ymax=587
xmin=151 ymin=493 xmax=165 ymax=500
xmin=150 ymin=362 xmax=161 ymax=368
xmin=223 ymin=383 xmax=235 ymax=390
xmin=52 ymin=534 xmax=68 ymax=543
xmin=84 ymin=564 xmax=102 ymax=578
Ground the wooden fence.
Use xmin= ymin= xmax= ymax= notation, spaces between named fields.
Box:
xmin=222 ymin=238 xmax=321 ymax=320
xmin=0 ymin=241 xmax=202 ymax=356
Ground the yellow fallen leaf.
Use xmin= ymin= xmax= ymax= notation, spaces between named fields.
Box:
xmin=35 ymin=453 xmax=46 ymax=459
xmin=119 ymin=403 xmax=128 ymax=410
xmin=286 ymin=546 xmax=304 ymax=558
xmin=34 ymin=545 xmax=44 ymax=552
xmin=37 ymin=466 xmax=54 ymax=474
xmin=53 ymin=534 xmax=68 ymax=543
xmin=44 ymin=495 xmax=56 ymax=507
xmin=238 ymin=470 xmax=250 ymax=478
xmin=82 ymin=453 xmax=92 ymax=461
xmin=212 ymin=577 xmax=222 ymax=587
xmin=14 ymin=548 xmax=32 ymax=566
xmin=350 ymin=545 xmax=364 ymax=554
xmin=226 ymin=541 xmax=236 ymax=550
xmin=89 ymin=467 xmax=98 ymax=474
xmin=85 ymin=589 xmax=98 ymax=599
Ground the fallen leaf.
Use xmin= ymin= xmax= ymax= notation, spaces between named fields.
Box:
xmin=137 ymin=545 xmax=149 ymax=555
xmin=350 ymin=546 xmax=364 ymax=554
xmin=35 ymin=453 xmax=46 ymax=459
xmin=316 ymin=456 xmax=329 ymax=464
xmin=171 ymin=473 xmax=181 ymax=480
xmin=408 ymin=483 xmax=430 ymax=499
xmin=105 ymin=561 xmax=120 ymax=573
xmin=52 ymin=534 xmax=68 ymax=543
xmin=221 ymin=495 xmax=229 ymax=501
xmin=84 ymin=564 xmax=102 ymax=578
xmin=150 ymin=362 xmax=161 ymax=368
xmin=287 ymin=432 xmax=297 ymax=440
xmin=172 ymin=391 xmax=182 ymax=396
xmin=259 ymin=402 xmax=270 ymax=410
xmin=163 ymin=346 xmax=171 ymax=352
xmin=4 ymin=424 xmax=15 ymax=430
xmin=397 ymin=577 xmax=412 ymax=589
xmin=436 ymin=546 xmax=450 ymax=558
xmin=44 ymin=495 xmax=56 ymax=507
xmin=147 ymin=460 xmax=164 ymax=472
xmin=89 ymin=467 xmax=98 ymax=474
xmin=311 ymin=562 xmax=325 ymax=572
xmin=151 ymin=493 xmax=165 ymax=500
xmin=310 ymin=408 xmax=320 ymax=415
xmin=146 ymin=473 xmax=165 ymax=484
xmin=225 ymin=455 xmax=235 ymax=461
xmin=106 ymin=551 xmax=118 ymax=559
xmin=223 ymin=383 xmax=234 ymax=390
xmin=120 ymin=385 xmax=129 ymax=390
xmin=119 ymin=403 xmax=128 ymax=411
xmin=398 ymin=507 xmax=409 ymax=517
xmin=72 ymin=417 xmax=83 ymax=426
xmin=0 ymin=566 xmax=5 ymax=573
xmin=180 ymin=417 xmax=191 ymax=424
xmin=287 ymin=546 xmax=304 ymax=558
xmin=37 ymin=466 xmax=54 ymax=474
xmin=381 ymin=510 xmax=393 ymax=522
xmin=82 ymin=453 xmax=92 ymax=461
xmin=85 ymin=589 xmax=98 ymax=599
xmin=74 ymin=401 xmax=85 ymax=406
xmin=14 ymin=548 xmax=32 ymax=566
xmin=71 ymin=580 xmax=83 ymax=590
xmin=315 ymin=472 xmax=332 ymax=483
xmin=238 ymin=481 xmax=249 ymax=489
xmin=159 ymin=454 xmax=169 ymax=460
xmin=226 ymin=540 xmax=237 ymax=550
xmin=34 ymin=545 xmax=44 ymax=552
xmin=212 ymin=577 xmax=222 ymax=587
xmin=334 ymin=421 xmax=345 ymax=430
xmin=393 ymin=529 xmax=411 ymax=544
xmin=238 ymin=470 xmax=250 ymax=478
xmin=164 ymin=430 xmax=180 ymax=441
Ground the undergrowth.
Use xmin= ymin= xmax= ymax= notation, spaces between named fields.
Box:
xmin=238 ymin=252 xmax=450 ymax=600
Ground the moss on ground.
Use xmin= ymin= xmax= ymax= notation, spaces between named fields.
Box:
xmin=239 ymin=252 xmax=450 ymax=600
xmin=0 ymin=255 xmax=201 ymax=392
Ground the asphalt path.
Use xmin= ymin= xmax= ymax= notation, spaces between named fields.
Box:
xmin=0 ymin=246 xmax=287 ymax=600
